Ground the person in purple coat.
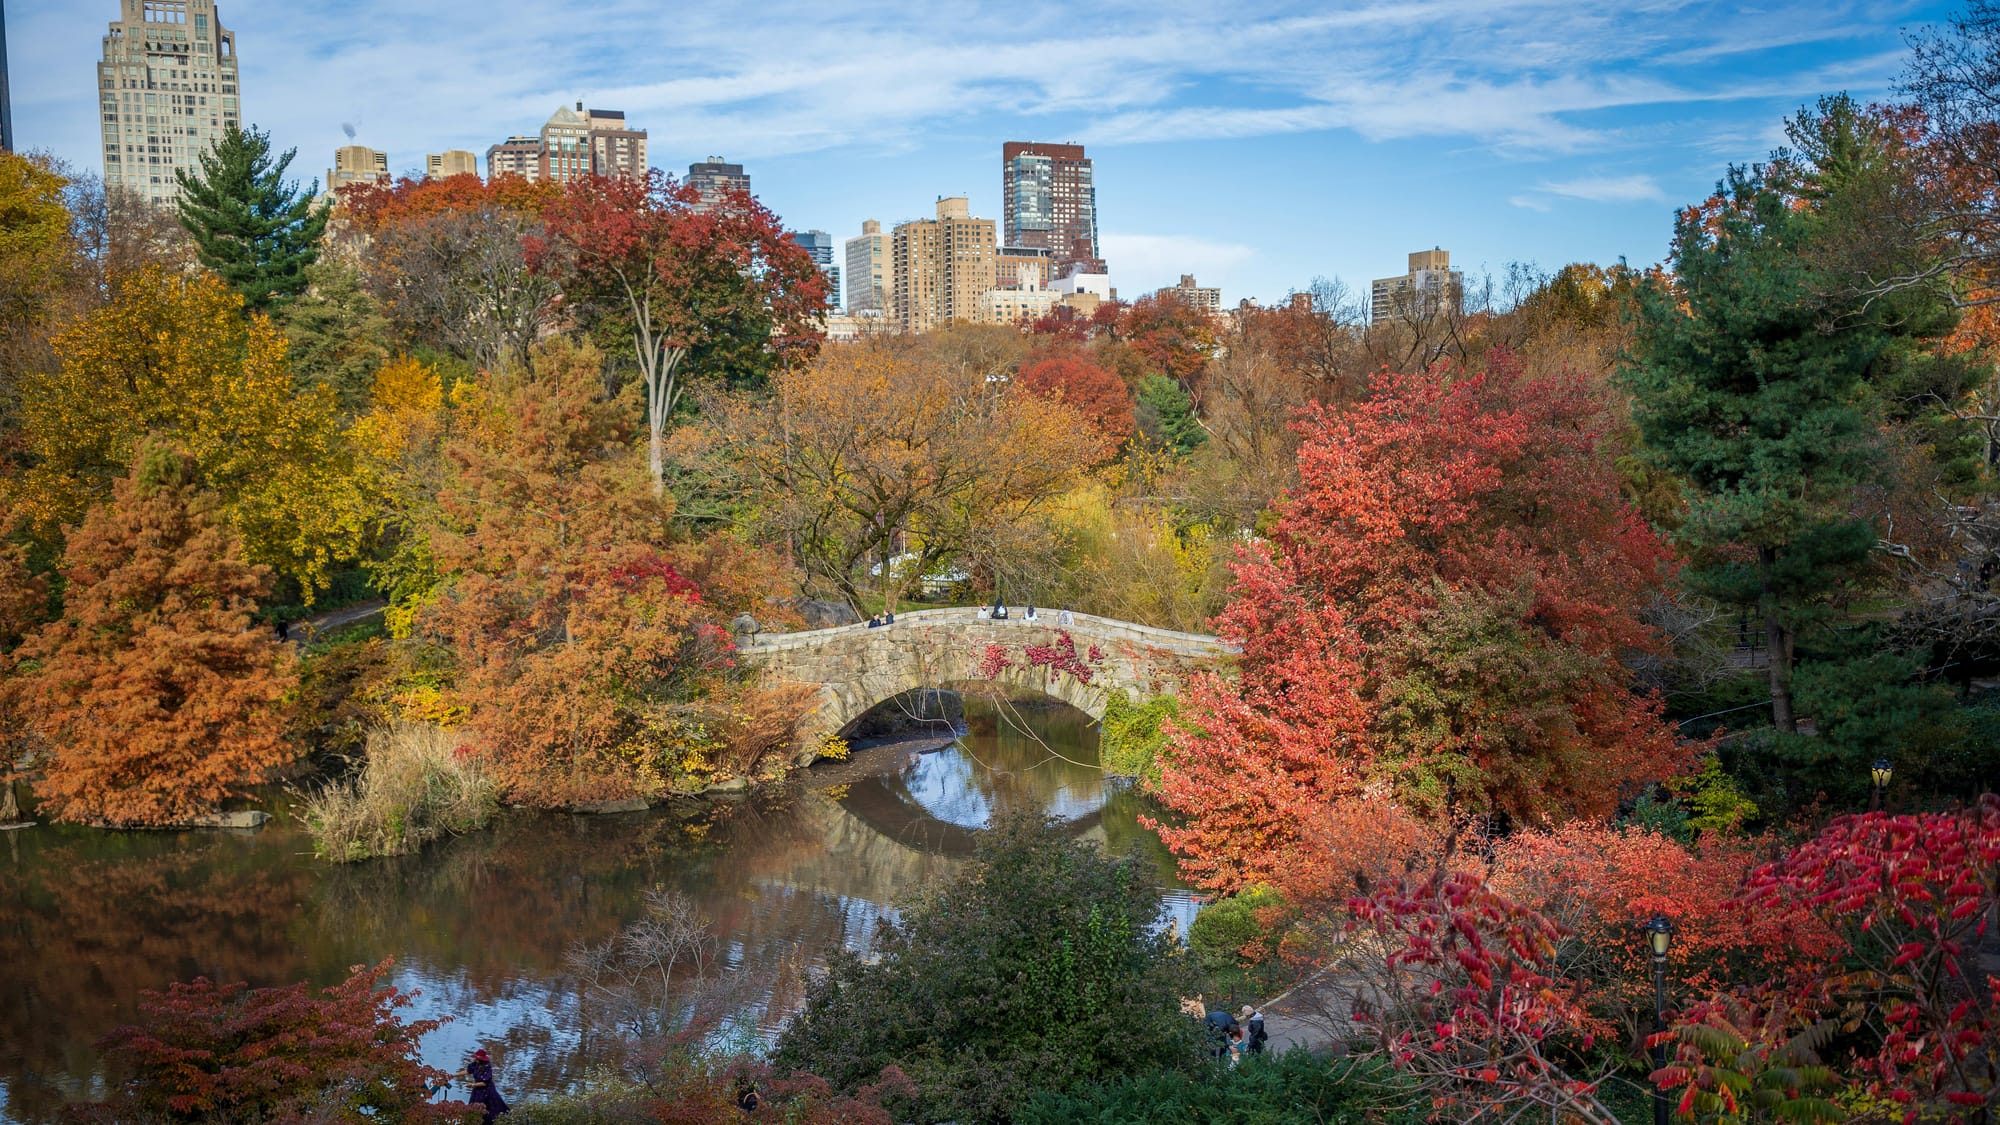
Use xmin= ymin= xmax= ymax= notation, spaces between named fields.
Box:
xmin=457 ymin=1048 xmax=509 ymax=1122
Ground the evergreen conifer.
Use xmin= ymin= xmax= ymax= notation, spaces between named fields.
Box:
xmin=174 ymin=125 xmax=328 ymax=311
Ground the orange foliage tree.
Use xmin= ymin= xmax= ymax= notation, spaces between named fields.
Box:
xmin=1013 ymin=352 xmax=1134 ymax=446
xmin=421 ymin=341 xmax=799 ymax=805
xmin=1155 ymin=353 xmax=1686 ymax=893
xmin=8 ymin=446 xmax=297 ymax=826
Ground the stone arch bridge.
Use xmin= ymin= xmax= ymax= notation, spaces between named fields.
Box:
xmin=737 ymin=608 xmax=1233 ymax=753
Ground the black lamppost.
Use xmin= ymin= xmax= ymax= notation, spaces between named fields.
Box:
xmin=1644 ymin=915 xmax=1675 ymax=1125
xmin=1870 ymin=758 xmax=1893 ymax=812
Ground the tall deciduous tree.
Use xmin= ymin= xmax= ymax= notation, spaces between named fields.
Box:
xmin=1156 ymin=354 xmax=1683 ymax=892
xmin=175 ymin=125 xmax=328 ymax=311
xmin=344 ymin=174 xmax=561 ymax=371
xmin=9 ymin=446 xmax=297 ymax=826
xmin=17 ymin=265 xmax=367 ymax=594
xmin=421 ymin=340 xmax=803 ymax=804
xmin=707 ymin=341 xmax=1105 ymax=610
xmin=530 ymin=171 xmax=828 ymax=495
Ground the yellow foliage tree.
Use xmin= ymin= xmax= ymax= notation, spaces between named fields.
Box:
xmin=12 ymin=266 xmax=367 ymax=597
xmin=708 ymin=341 xmax=1107 ymax=610
xmin=348 ymin=355 xmax=456 ymax=636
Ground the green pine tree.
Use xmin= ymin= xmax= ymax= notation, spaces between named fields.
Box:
xmin=175 ymin=125 xmax=328 ymax=311
xmin=1136 ymin=373 xmax=1205 ymax=455
xmin=1625 ymin=100 xmax=1961 ymax=735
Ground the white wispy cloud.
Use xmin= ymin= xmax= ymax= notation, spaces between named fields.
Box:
xmin=1102 ymin=233 xmax=1257 ymax=296
xmin=11 ymin=0 xmax=1937 ymax=178
xmin=1539 ymin=175 xmax=1668 ymax=202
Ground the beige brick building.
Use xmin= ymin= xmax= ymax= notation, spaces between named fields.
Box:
xmin=583 ymin=108 xmax=646 ymax=179
xmin=1371 ymin=248 xmax=1463 ymax=324
xmin=97 ymin=0 xmax=241 ymax=205
xmin=1156 ymin=273 xmax=1222 ymax=315
xmin=426 ymin=149 xmax=478 ymax=179
xmin=327 ymin=144 xmax=387 ymax=191
xmin=892 ymin=196 xmax=996 ymax=335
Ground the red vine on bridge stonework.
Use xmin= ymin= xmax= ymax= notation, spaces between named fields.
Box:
xmin=978 ymin=631 xmax=1105 ymax=685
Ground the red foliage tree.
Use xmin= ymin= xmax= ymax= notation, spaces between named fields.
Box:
xmin=1155 ymin=354 xmax=1684 ymax=892
xmin=528 ymin=170 xmax=828 ymax=495
xmin=1115 ymin=294 xmax=1219 ymax=387
xmin=77 ymin=960 xmax=470 ymax=1125
xmin=339 ymin=172 xmax=560 ymax=233
xmin=1657 ymin=799 xmax=2000 ymax=1122
xmin=1488 ymin=825 xmax=1826 ymax=1045
xmin=10 ymin=446 xmax=296 ymax=826
xmin=1013 ymin=354 xmax=1135 ymax=445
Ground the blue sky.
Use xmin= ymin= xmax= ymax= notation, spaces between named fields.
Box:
xmin=7 ymin=0 xmax=1955 ymax=305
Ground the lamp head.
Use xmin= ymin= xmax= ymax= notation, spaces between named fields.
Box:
xmin=1644 ymin=914 xmax=1674 ymax=960
xmin=1871 ymin=758 xmax=1893 ymax=789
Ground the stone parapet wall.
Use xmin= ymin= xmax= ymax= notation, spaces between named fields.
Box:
xmin=740 ymin=608 xmax=1233 ymax=759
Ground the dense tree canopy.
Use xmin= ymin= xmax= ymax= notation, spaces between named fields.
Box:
xmin=12 ymin=265 xmax=366 ymax=594
xmin=1157 ymin=353 xmax=1684 ymax=892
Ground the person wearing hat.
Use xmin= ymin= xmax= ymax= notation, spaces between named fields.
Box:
xmin=455 ymin=1048 xmax=509 ymax=1122
xmin=1239 ymin=1005 xmax=1268 ymax=1054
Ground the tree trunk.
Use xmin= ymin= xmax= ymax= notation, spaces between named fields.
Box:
xmin=1760 ymin=547 xmax=1797 ymax=734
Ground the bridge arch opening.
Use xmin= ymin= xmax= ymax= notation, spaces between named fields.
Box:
xmin=832 ymin=693 xmax=1110 ymax=855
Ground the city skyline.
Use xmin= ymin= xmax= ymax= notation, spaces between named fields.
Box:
xmin=7 ymin=0 xmax=1955 ymax=302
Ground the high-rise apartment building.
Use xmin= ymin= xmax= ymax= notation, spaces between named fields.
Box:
xmin=1370 ymin=248 xmax=1463 ymax=324
xmin=1002 ymin=142 xmax=1104 ymax=278
xmin=539 ymin=103 xmax=591 ymax=184
xmin=582 ymin=107 xmax=646 ymax=179
xmin=1157 ymin=273 xmax=1221 ymax=315
xmin=687 ymin=157 xmax=749 ymax=212
xmin=486 ymin=135 xmax=539 ymax=181
xmin=844 ymin=219 xmax=893 ymax=316
xmin=427 ymin=149 xmax=478 ymax=179
xmin=327 ymin=144 xmax=387 ymax=191
xmin=97 ymin=0 xmax=241 ymax=206
xmin=892 ymin=196 xmax=996 ymax=335
xmin=789 ymin=230 xmax=841 ymax=312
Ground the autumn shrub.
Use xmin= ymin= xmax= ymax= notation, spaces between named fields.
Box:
xmin=1099 ymin=690 xmax=1180 ymax=784
xmin=71 ymin=959 xmax=470 ymax=1125
xmin=303 ymin=721 xmax=496 ymax=862
xmin=1656 ymin=799 xmax=2000 ymax=1123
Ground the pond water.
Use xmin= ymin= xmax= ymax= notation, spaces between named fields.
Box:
xmin=0 ymin=698 xmax=1194 ymax=1124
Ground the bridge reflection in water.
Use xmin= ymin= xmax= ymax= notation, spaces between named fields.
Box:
xmin=0 ymin=699 xmax=1194 ymax=1125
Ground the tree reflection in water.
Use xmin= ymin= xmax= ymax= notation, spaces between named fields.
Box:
xmin=0 ymin=697 xmax=1187 ymax=1123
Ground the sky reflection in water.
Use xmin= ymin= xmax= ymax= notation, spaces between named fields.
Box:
xmin=0 ymin=698 xmax=1194 ymax=1124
